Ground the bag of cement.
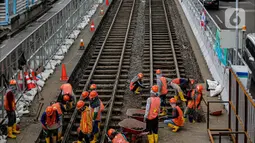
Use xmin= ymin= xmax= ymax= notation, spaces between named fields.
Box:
xmin=36 ymin=79 xmax=45 ymax=87
xmin=206 ymin=79 xmax=219 ymax=91
xmin=210 ymin=84 xmax=224 ymax=97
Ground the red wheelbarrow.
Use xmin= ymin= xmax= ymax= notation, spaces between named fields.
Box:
xmin=118 ymin=118 xmax=148 ymax=143
xmin=126 ymin=108 xmax=145 ymax=122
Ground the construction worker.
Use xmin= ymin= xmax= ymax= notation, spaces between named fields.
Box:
xmin=130 ymin=73 xmax=148 ymax=94
xmin=60 ymin=83 xmax=76 ymax=107
xmin=76 ymin=100 xmax=93 ymax=143
xmin=4 ymin=79 xmax=20 ymax=138
xmin=144 ymin=85 xmax=160 ymax=143
xmin=184 ymin=84 xmax=203 ymax=123
xmin=163 ymin=98 xmax=184 ymax=132
xmin=107 ymin=128 xmax=129 ymax=143
xmin=89 ymin=90 xmax=104 ymax=143
xmin=40 ymin=106 xmax=60 ymax=143
xmin=50 ymin=101 xmax=66 ymax=142
xmin=171 ymin=78 xmax=195 ymax=94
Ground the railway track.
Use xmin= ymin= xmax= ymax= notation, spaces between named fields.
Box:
xmin=142 ymin=0 xmax=186 ymax=109
xmin=60 ymin=0 xmax=138 ymax=142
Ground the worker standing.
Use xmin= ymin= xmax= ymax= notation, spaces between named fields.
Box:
xmin=4 ymin=79 xmax=20 ymax=138
xmin=89 ymin=90 xmax=104 ymax=143
xmin=40 ymin=106 xmax=60 ymax=143
xmin=129 ymin=73 xmax=148 ymax=94
xmin=107 ymin=128 xmax=129 ymax=143
xmin=144 ymin=85 xmax=160 ymax=143
xmin=50 ymin=101 xmax=66 ymax=142
xmin=184 ymin=84 xmax=203 ymax=123
xmin=60 ymin=83 xmax=76 ymax=110
xmin=76 ymin=100 xmax=93 ymax=143
xmin=163 ymin=98 xmax=184 ymax=132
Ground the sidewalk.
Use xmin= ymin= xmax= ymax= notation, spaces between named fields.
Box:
xmin=7 ymin=3 xmax=109 ymax=143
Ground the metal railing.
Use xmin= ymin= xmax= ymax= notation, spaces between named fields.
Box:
xmin=207 ymin=68 xmax=255 ymax=143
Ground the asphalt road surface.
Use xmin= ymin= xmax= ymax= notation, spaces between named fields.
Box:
xmin=207 ymin=0 xmax=255 ymax=34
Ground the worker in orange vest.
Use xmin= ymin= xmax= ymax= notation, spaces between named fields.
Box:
xmin=163 ymin=98 xmax=184 ymax=132
xmin=76 ymin=100 xmax=93 ymax=143
xmin=107 ymin=128 xmax=129 ymax=143
xmin=81 ymin=91 xmax=90 ymax=101
xmin=60 ymin=83 xmax=76 ymax=110
xmin=184 ymin=84 xmax=203 ymax=123
xmin=50 ymin=101 xmax=66 ymax=142
xmin=40 ymin=106 xmax=60 ymax=143
xmin=4 ymin=79 xmax=20 ymax=138
xmin=171 ymin=78 xmax=195 ymax=95
xmin=130 ymin=73 xmax=148 ymax=94
xmin=89 ymin=90 xmax=104 ymax=143
xmin=144 ymin=85 xmax=160 ymax=143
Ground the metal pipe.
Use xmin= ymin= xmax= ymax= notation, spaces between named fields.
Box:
xmin=235 ymin=0 xmax=239 ymax=64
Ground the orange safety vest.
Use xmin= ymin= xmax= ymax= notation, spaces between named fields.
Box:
xmin=172 ymin=106 xmax=184 ymax=127
xmin=112 ymin=133 xmax=129 ymax=143
xmin=60 ymin=83 xmax=73 ymax=95
xmin=91 ymin=100 xmax=104 ymax=121
xmin=171 ymin=78 xmax=180 ymax=85
xmin=147 ymin=97 xmax=160 ymax=120
xmin=52 ymin=103 xmax=62 ymax=115
xmin=187 ymin=90 xmax=202 ymax=109
xmin=129 ymin=76 xmax=139 ymax=90
xmin=160 ymin=77 xmax=168 ymax=95
xmin=46 ymin=111 xmax=57 ymax=127
xmin=80 ymin=107 xmax=93 ymax=134
xmin=4 ymin=90 xmax=16 ymax=111
xmin=80 ymin=41 xmax=85 ymax=47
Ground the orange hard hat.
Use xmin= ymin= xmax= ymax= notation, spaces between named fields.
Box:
xmin=189 ymin=79 xmax=195 ymax=85
xmin=89 ymin=90 xmax=98 ymax=99
xmin=90 ymin=84 xmax=97 ymax=90
xmin=9 ymin=79 xmax=16 ymax=85
xmin=107 ymin=128 xmax=116 ymax=136
xmin=137 ymin=73 xmax=143 ymax=79
xmin=156 ymin=69 xmax=161 ymax=74
xmin=76 ymin=100 xmax=85 ymax=110
xmin=196 ymin=84 xmax=203 ymax=93
xmin=169 ymin=98 xmax=177 ymax=104
xmin=151 ymin=85 xmax=158 ymax=92
xmin=82 ymin=91 xmax=89 ymax=98
xmin=63 ymin=95 xmax=70 ymax=101
xmin=46 ymin=106 xmax=54 ymax=116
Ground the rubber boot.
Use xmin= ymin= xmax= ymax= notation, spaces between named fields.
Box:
xmin=172 ymin=125 xmax=180 ymax=132
xmin=7 ymin=127 xmax=16 ymax=138
xmin=167 ymin=123 xmax=174 ymax=129
xmin=153 ymin=134 xmax=158 ymax=143
xmin=174 ymin=95 xmax=179 ymax=101
xmin=57 ymin=132 xmax=62 ymax=142
xmin=12 ymin=123 xmax=20 ymax=134
xmin=77 ymin=141 xmax=82 ymax=143
xmin=45 ymin=137 xmax=50 ymax=143
xmin=90 ymin=133 xmax=98 ymax=143
xmin=178 ymin=92 xmax=187 ymax=102
xmin=52 ymin=136 xmax=57 ymax=143
xmin=159 ymin=107 xmax=166 ymax=116
xmin=147 ymin=134 xmax=154 ymax=143
xmin=135 ymin=87 xmax=140 ymax=94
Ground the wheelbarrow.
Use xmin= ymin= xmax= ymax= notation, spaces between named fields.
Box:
xmin=126 ymin=108 xmax=145 ymax=122
xmin=118 ymin=118 xmax=148 ymax=143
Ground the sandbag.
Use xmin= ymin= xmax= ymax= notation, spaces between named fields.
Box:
xmin=210 ymin=84 xmax=224 ymax=97
xmin=206 ymin=79 xmax=219 ymax=91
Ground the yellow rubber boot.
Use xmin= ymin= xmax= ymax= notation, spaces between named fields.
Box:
xmin=12 ymin=123 xmax=20 ymax=134
xmin=159 ymin=107 xmax=167 ymax=116
xmin=45 ymin=137 xmax=50 ymax=143
xmin=147 ymin=134 xmax=154 ymax=143
xmin=174 ymin=95 xmax=179 ymax=101
xmin=52 ymin=136 xmax=57 ymax=143
xmin=7 ymin=127 xmax=16 ymax=138
xmin=172 ymin=125 xmax=180 ymax=132
xmin=178 ymin=92 xmax=187 ymax=102
xmin=58 ymin=132 xmax=62 ymax=142
xmin=167 ymin=123 xmax=174 ymax=128
xmin=90 ymin=133 xmax=98 ymax=143
xmin=77 ymin=141 xmax=82 ymax=143
xmin=153 ymin=134 xmax=158 ymax=143
xmin=135 ymin=87 xmax=140 ymax=94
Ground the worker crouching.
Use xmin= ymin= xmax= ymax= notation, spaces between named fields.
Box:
xmin=4 ymin=80 xmax=20 ymax=139
xmin=76 ymin=100 xmax=93 ymax=143
xmin=107 ymin=128 xmax=129 ymax=143
xmin=163 ymin=98 xmax=184 ymax=132
xmin=60 ymin=83 xmax=76 ymax=110
xmin=130 ymin=73 xmax=147 ymax=94
xmin=184 ymin=84 xmax=203 ymax=123
xmin=41 ymin=106 xmax=60 ymax=143
xmin=144 ymin=85 xmax=160 ymax=143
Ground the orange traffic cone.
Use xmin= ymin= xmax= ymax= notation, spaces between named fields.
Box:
xmin=106 ymin=0 xmax=109 ymax=6
xmin=80 ymin=39 xmax=85 ymax=50
xmin=60 ymin=64 xmax=68 ymax=81
xmin=90 ymin=21 xmax=95 ymax=32
xmin=100 ymin=7 xmax=104 ymax=15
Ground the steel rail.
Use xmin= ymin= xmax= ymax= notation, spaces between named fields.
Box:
xmin=162 ymin=0 xmax=180 ymax=78
xmin=61 ymin=0 xmax=126 ymax=141
xmin=100 ymin=0 xmax=136 ymax=141
xmin=149 ymin=0 xmax=153 ymax=87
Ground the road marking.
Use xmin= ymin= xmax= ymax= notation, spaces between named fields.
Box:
xmin=215 ymin=15 xmax=223 ymax=23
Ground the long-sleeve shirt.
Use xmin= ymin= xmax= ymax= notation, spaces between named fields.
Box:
xmin=131 ymin=76 xmax=146 ymax=88
xmin=144 ymin=97 xmax=160 ymax=119
xmin=40 ymin=111 xmax=60 ymax=127
xmin=156 ymin=75 xmax=172 ymax=95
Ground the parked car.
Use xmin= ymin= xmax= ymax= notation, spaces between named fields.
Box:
xmin=200 ymin=0 xmax=219 ymax=10
xmin=243 ymin=33 xmax=255 ymax=81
